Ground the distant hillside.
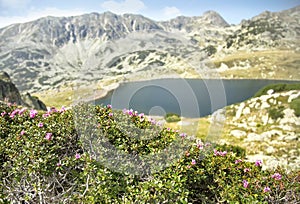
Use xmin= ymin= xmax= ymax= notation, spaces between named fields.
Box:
xmin=0 ymin=6 xmax=299 ymax=96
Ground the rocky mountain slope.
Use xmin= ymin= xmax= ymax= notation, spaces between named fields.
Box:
xmin=213 ymin=87 xmax=300 ymax=170
xmin=0 ymin=72 xmax=46 ymax=110
xmin=0 ymin=6 xmax=299 ymax=95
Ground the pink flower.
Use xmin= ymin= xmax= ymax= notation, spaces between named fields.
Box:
xmin=38 ymin=122 xmax=43 ymax=128
xmin=205 ymin=142 xmax=211 ymax=147
xmin=57 ymin=162 xmax=62 ymax=167
xmin=196 ymin=140 xmax=204 ymax=149
xmin=191 ymin=159 xmax=196 ymax=165
xmin=75 ymin=153 xmax=81 ymax=160
xmin=214 ymin=149 xmax=227 ymax=156
xmin=242 ymin=180 xmax=249 ymax=188
xmin=271 ymin=173 xmax=282 ymax=180
xmin=235 ymin=159 xmax=242 ymax=164
xmin=107 ymin=104 xmax=112 ymax=109
xmin=255 ymin=160 xmax=262 ymax=167
xmin=45 ymin=133 xmax=52 ymax=140
xmin=60 ymin=106 xmax=66 ymax=113
xmin=17 ymin=108 xmax=27 ymax=115
xmin=220 ymin=151 xmax=227 ymax=156
xmin=187 ymin=165 xmax=191 ymax=169
xmin=185 ymin=152 xmax=190 ymax=157
xmin=108 ymin=113 xmax=113 ymax=117
xmin=180 ymin=133 xmax=187 ymax=138
xmin=20 ymin=130 xmax=25 ymax=135
xmin=244 ymin=168 xmax=250 ymax=173
xmin=42 ymin=113 xmax=50 ymax=118
xmin=138 ymin=113 xmax=144 ymax=118
xmin=128 ymin=109 xmax=134 ymax=116
xmin=1 ymin=111 xmax=6 ymax=117
xmin=10 ymin=109 xmax=20 ymax=118
xmin=263 ymin=186 xmax=271 ymax=193
xmin=50 ymin=107 xmax=58 ymax=113
xmin=30 ymin=110 xmax=38 ymax=118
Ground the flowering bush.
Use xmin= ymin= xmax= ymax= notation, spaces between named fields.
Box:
xmin=0 ymin=102 xmax=299 ymax=203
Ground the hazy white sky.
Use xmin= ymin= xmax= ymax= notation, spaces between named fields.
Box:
xmin=0 ymin=0 xmax=299 ymax=28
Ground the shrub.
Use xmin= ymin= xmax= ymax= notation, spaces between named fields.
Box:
xmin=268 ymin=105 xmax=285 ymax=120
xmin=164 ymin=112 xmax=181 ymax=123
xmin=203 ymin=45 xmax=217 ymax=56
xmin=290 ymin=97 xmax=300 ymax=117
xmin=254 ymin=83 xmax=300 ymax=97
xmin=0 ymin=103 xmax=299 ymax=203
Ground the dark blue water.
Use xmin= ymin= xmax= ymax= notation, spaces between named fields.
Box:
xmin=95 ymin=79 xmax=299 ymax=118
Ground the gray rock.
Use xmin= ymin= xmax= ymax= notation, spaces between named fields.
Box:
xmin=230 ymin=129 xmax=247 ymax=138
xmin=0 ymin=71 xmax=46 ymax=110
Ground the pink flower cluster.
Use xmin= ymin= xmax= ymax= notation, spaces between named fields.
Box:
xmin=255 ymin=160 xmax=262 ymax=167
xmin=42 ymin=106 xmax=66 ymax=118
xmin=30 ymin=110 xmax=38 ymax=118
xmin=271 ymin=173 xmax=282 ymax=180
xmin=45 ymin=133 xmax=52 ymax=140
xmin=75 ymin=153 xmax=81 ymax=159
xmin=213 ymin=149 xmax=227 ymax=156
xmin=6 ymin=108 xmax=27 ymax=118
xmin=242 ymin=180 xmax=249 ymax=188
xmin=196 ymin=140 xmax=204 ymax=149
xmin=123 ymin=108 xmax=137 ymax=116
xmin=235 ymin=159 xmax=243 ymax=164
xmin=180 ymin=133 xmax=187 ymax=138
xmin=263 ymin=186 xmax=271 ymax=193
xmin=122 ymin=108 xmax=148 ymax=123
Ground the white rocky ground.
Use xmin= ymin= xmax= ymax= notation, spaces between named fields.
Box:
xmin=212 ymin=89 xmax=299 ymax=171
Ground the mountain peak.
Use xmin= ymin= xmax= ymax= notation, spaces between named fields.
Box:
xmin=201 ymin=10 xmax=229 ymax=27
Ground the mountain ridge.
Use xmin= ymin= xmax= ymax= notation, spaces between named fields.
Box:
xmin=0 ymin=6 xmax=299 ymax=96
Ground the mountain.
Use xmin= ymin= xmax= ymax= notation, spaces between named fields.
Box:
xmin=225 ymin=6 xmax=300 ymax=50
xmin=0 ymin=6 xmax=299 ymax=98
xmin=0 ymin=72 xmax=46 ymax=110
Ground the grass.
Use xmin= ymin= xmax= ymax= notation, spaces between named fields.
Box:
xmin=33 ymin=85 xmax=106 ymax=108
xmin=212 ymin=50 xmax=300 ymax=80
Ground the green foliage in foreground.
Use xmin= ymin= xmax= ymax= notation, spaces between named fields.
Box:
xmin=254 ymin=83 xmax=300 ymax=97
xmin=0 ymin=103 xmax=299 ymax=203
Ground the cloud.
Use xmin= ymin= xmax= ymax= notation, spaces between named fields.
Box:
xmin=101 ymin=0 xmax=146 ymax=14
xmin=0 ymin=7 xmax=88 ymax=28
xmin=0 ymin=0 xmax=31 ymax=9
xmin=163 ymin=6 xmax=181 ymax=19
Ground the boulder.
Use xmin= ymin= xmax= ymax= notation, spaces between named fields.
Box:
xmin=230 ymin=129 xmax=247 ymax=138
xmin=22 ymin=93 xmax=47 ymax=111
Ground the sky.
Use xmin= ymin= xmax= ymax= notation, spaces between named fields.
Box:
xmin=0 ymin=0 xmax=299 ymax=28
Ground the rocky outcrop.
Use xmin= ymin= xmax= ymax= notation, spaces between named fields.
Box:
xmin=0 ymin=72 xmax=23 ymax=105
xmin=223 ymin=89 xmax=300 ymax=170
xmin=21 ymin=93 xmax=47 ymax=111
xmin=0 ymin=72 xmax=46 ymax=110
